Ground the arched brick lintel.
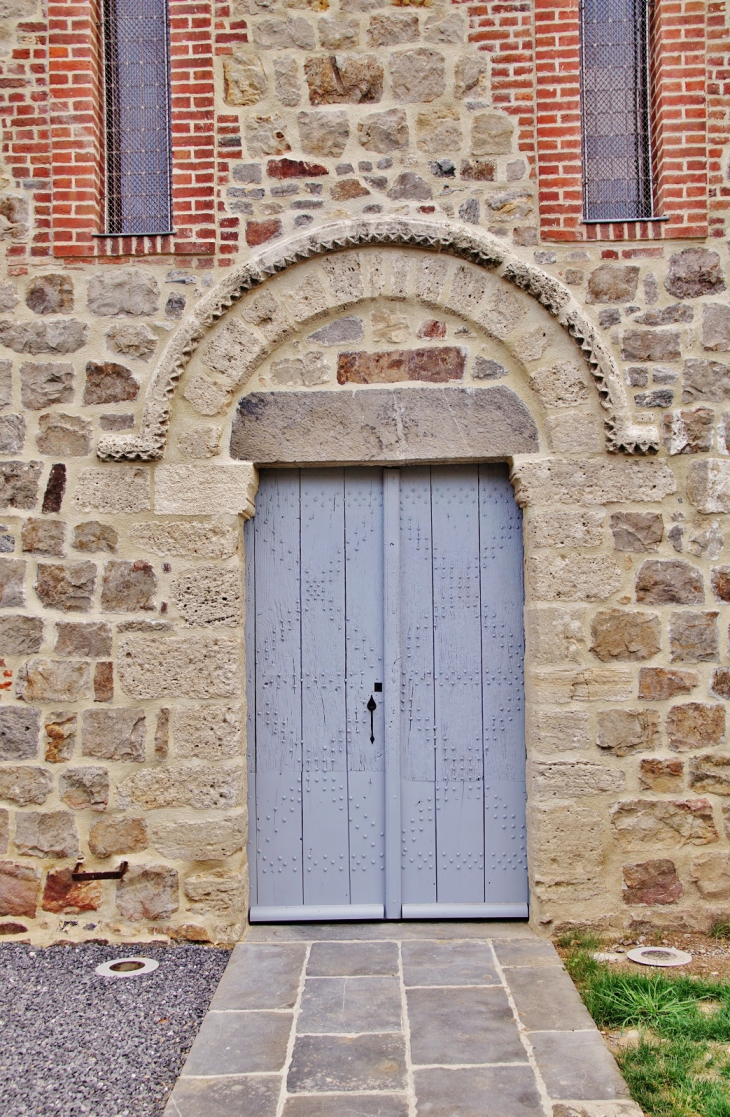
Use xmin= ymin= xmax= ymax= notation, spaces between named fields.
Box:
xmin=96 ymin=215 xmax=659 ymax=462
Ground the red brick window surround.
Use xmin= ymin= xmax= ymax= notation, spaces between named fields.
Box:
xmin=48 ymin=0 xmax=216 ymax=260
xmin=535 ymin=0 xmax=708 ymax=241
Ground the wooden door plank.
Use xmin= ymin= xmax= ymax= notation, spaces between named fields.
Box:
xmin=244 ymin=515 xmax=257 ymax=907
xmin=383 ymin=469 xmax=402 ymax=919
xmin=479 ymin=464 xmax=528 ymax=905
xmin=344 ymin=468 xmax=385 ymax=905
xmin=431 ymin=466 xmax=485 ymax=904
xmin=301 ymin=469 xmax=350 ymax=905
xmin=399 ymin=467 xmax=437 ymax=905
xmin=254 ymin=470 xmax=303 ymax=906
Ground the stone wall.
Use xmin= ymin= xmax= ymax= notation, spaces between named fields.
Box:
xmin=1 ymin=0 xmax=730 ymax=943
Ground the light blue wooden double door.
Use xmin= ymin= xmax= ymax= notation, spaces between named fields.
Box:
xmin=245 ymin=465 xmax=528 ymax=921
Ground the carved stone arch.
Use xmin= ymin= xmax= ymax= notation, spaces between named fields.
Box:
xmin=96 ymin=216 xmax=659 ymax=462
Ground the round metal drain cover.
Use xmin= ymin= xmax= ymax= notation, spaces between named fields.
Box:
xmin=95 ymin=956 xmax=159 ymax=978
xmin=627 ymin=946 xmax=692 ymax=968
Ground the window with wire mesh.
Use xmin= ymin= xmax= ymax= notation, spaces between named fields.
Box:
xmin=102 ymin=0 xmax=173 ymax=236
xmin=580 ymin=0 xmax=653 ymax=222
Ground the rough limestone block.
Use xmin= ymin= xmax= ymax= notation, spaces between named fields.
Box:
xmin=41 ymin=868 xmax=101 ymax=914
xmin=16 ymin=659 xmax=91 ymax=704
xmin=35 ymin=562 xmax=96 ymax=612
xmin=72 ymin=521 xmax=118 ymax=553
xmin=530 ymin=666 xmax=633 ymax=704
xmin=512 ymin=460 xmax=676 ymax=506
xmin=59 ymin=766 xmax=109 ymax=811
xmin=596 ymin=709 xmax=660 ymax=756
xmin=297 ymin=110 xmax=350 ymax=157
xmin=0 ymin=616 xmax=43 ymax=656
xmin=358 ymin=108 xmax=409 ymax=152
xmin=587 ymin=265 xmax=639 ymax=304
xmin=26 ymin=274 xmax=73 ymax=315
xmin=106 ymin=322 xmax=157 ymax=361
xmin=682 ymin=359 xmax=730 ymax=402
xmin=116 ymin=865 xmax=178 ymax=921
xmin=54 ymin=621 xmax=112 ymax=658
xmin=686 ymin=460 xmax=730 ymax=514
xmin=117 ymin=633 xmax=240 ymax=700
xmin=531 ymin=711 xmax=591 ymax=753
xmin=639 ymin=759 xmax=684 ymax=793
xmin=0 ymin=860 xmax=40 ymax=918
xmin=14 ymin=810 xmax=80 ymax=858
xmin=0 ymin=320 xmax=87 ymax=356
xmin=471 ymin=111 xmax=513 ymax=155
xmin=118 ymin=763 xmax=244 ymax=811
xmin=21 ymin=518 xmax=65 ymax=556
xmin=73 ymin=467 xmax=150 ymax=514
xmin=36 ymin=412 xmax=92 ymax=456
xmin=173 ymin=705 xmax=242 ymax=760
xmin=690 ymin=851 xmax=730 ymax=900
xmin=531 ymin=805 xmax=606 ymax=901
xmin=223 ymin=52 xmax=267 ymax=105
xmin=623 ymin=860 xmax=682 ymax=905
xmin=101 ymin=560 xmax=156 ymax=612
xmin=665 ymin=248 xmax=725 ymax=299
xmin=87 ymin=270 xmax=160 ymax=317
xmin=528 ymin=362 xmax=589 ymax=409
xmin=0 ymin=766 xmax=52 ymax=805
xmin=152 ymin=814 xmax=246 ymax=860
xmin=83 ymin=361 xmax=139 ymax=405
xmin=0 ymin=461 xmax=42 ymax=510
xmin=182 ymin=373 xmax=232 ymax=416
xmin=611 ymin=799 xmax=718 ymax=850
xmin=609 ymin=512 xmax=663 ymax=552
xmin=44 ymin=711 xmax=77 ymax=763
xmin=183 ymin=869 xmax=246 ymax=914
xmin=170 ymin=565 xmax=242 ymax=627
xmin=390 ymin=48 xmax=445 ymax=102
xmin=669 ymin=611 xmax=719 ymax=662
xmin=0 ymin=558 xmax=25 ymax=607
xmin=635 ymin=560 xmax=704 ymax=605
xmin=590 ymin=610 xmax=661 ymax=661
xmin=638 ymin=668 xmax=698 ymax=701
xmin=82 ymin=709 xmax=146 ymax=762
xmin=526 ymin=606 xmax=585 ymax=665
xmin=688 ymin=753 xmax=730 ymax=795
xmin=154 ymin=463 xmax=258 ymax=517
xmin=662 ymin=408 xmax=714 ymax=455
xmin=88 ymin=816 xmax=148 ymax=858
xmin=527 ymin=554 xmax=622 ymax=602
xmin=0 ymin=810 xmax=6 ymax=855
xmin=532 ymin=761 xmax=625 ymax=798
xmin=128 ymin=522 xmax=238 ymax=560
xmin=304 ymin=54 xmax=383 ymax=103
xmin=524 ymin=508 xmax=605 ymax=549
xmin=667 ymin=703 xmax=725 ymax=752
xmin=0 ymin=414 xmax=25 ymax=454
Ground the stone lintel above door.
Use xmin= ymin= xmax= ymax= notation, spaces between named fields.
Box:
xmin=230 ymin=386 xmax=539 ymax=465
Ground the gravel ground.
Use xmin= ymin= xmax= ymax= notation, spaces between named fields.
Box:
xmin=0 ymin=942 xmax=231 ymax=1117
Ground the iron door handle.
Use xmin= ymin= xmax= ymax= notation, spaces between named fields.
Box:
xmin=367 ymin=694 xmax=376 ymax=743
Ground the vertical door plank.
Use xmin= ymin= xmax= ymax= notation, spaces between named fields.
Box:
xmin=244 ymin=515 xmax=257 ymax=907
xmin=431 ymin=466 xmax=485 ymax=904
xmin=399 ymin=467 xmax=437 ymax=905
xmin=479 ymin=464 xmax=528 ymax=905
xmin=383 ymin=469 xmax=402 ymax=919
xmin=344 ymin=468 xmax=386 ymax=906
xmin=254 ymin=470 xmax=303 ymax=907
xmin=301 ymin=470 xmax=350 ymax=905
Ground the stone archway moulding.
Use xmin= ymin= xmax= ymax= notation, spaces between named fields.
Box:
xmin=96 ymin=215 xmax=660 ymax=462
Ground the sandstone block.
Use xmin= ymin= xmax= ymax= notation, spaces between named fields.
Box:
xmin=116 ymin=865 xmax=178 ymax=921
xmin=596 ymin=709 xmax=660 ymax=756
xmin=528 ymin=554 xmax=622 ymax=602
xmin=252 ymin=16 xmax=315 ymax=49
xmin=0 ymin=861 xmax=39 ymax=918
xmin=223 ymin=52 xmax=267 ymax=105
xmin=367 ymin=11 xmax=418 ymax=44
xmin=638 ymin=668 xmax=698 ymax=701
xmin=526 ymin=606 xmax=585 ymax=665
xmin=711 ymin=668 xmax=730 ymax=700
xmin=690 ymin=850 xmax=730 ymax=900
xmin=15 ymin=810 xmax=79 ymax=857
xmin=83 ymin=361 xmax=139 ymax=405
xmin=182 ymin=373 xmax=232 ymax=416
xmin=183 ymin=869 xmax=245 ymax=914
xmin=170 ymin=565 xmax=241 ymax=627
xmin=36 ymin=412 xmax=91 ymax=456
xmin=688 ymin=753 xmax=730 ymax=795
xmin=44 ymin=711 xmax=76 ymax=763
xmin=0 ymin=810 xmax=6 ymax=856
xmin=525 ymin=508 xmax=605 ymax=549
xmin=73 ymin=467 xmax=150 ymax=514
xmin=82 ymin=709 xmax=145 ymax=762
xmin=59 ymin=766 xmax=109 ymax=811
xmin=635 ymin=560 xmax=703 ymax=605
xmin=304 ymin=53 xmax=382 ymax=103
xmin=118 ymin=763 xmax=244 ymax=811
xmin=532 ymin=760 xmax=625 ymax=798
xmin=21 ymin=518 xmax=65 ymax=557
xmin=416 ymin=106 xmax=461 ymax=153
xmin=0 ymin=461 xmax=42 ymax=510
xmin=41 ymin=868 xmax=101 ymax=913
xmin=639 ymin=758 xmax=684 ymax=792
xmin=512 ymin=459 xmax=676 ymax=506
xmin=0 ymin=360 xmax=9 ymax=409
xmin=530 ymin=666 xmax=633 ymax=704
xmin=319 ymin=16 xmax=359 ymax=48
xmin=358 ymin=107 xmax=409 ymax=152
xmin=0 ymin=766 xmax=52 ymax=806
xmin=89 ymin=815 xmax=148 ymax=858
xmin=201 ymin=318 xmax=267 ymax=387
xmin=106 ymin=322 xmax=157 ymax=361
xmin=666 ymin=248 xmax=725 ymax=299
xmin=34 ymin=562 xmax=96 ymax=612
xmin=527 ymin=361 xmax=589 ymax=409
xmin=587 ymin=264 xmax=639 ymax=304
xmin=471 ymin=111 xmax=513 ymax=155
xmin=667 ymin=703 xmax=725 ymax=751
xmin=154 ymin=463 xmax=257 ymax=517
xmin=270 ymin=351 xmax=329 ymax=386
xmin=176 ymin=425 xmax=222 ymax=459
xmin=297 ymin=109 xmax=349 ymax=156
xmin=0 ymin=414 xmax=25 ymax=454
xmin=26 ymin=274 xmax=73 ymax=316
xmin=245 ymin=115 xmax=291 ymax=157
xmin=16 ymin=659 xmax=90 ymax=704
xmin=623 ymin=860 xmax=682 ymax=905
xmin=531 ymin=711 xmax=591 ymax=753
xmin=590 ymin=610 xmax=661 ymax=661
xmin=273 ymin=56 xmax=301 ymax=106
xmin=173 ymin=705 xmax=242 ymax=761
xmin=152 ymin=813 xmax=246 ymax=860
xmin=669 ymin=611 xmax=718 ymax=662
xmin=72 ymin=521 xmax=118 ymax=553
xmin=0 ymin=558 xmax=25 ymax=607
xmin=390 ymin=48 xmax=445 ymax=102
xmin=54 ymin=621 xmax=111 ymax=659
xmin=101 ymin=560 xmax=156 ymax=612
xmin=621 ymin=330 xmax=681 ymax=362
xmin=0 ymin=616 xmax=43 ymax=656
xmin=118 ymin=633 xmax=240 ymax=700
xmin=129 ymin=522 xmax=237 ymax=561
xmin=0 ymin=320 xmax=87 ymax=356
xmin=532 ymin=805 xmax=605 ymax=901
xmin=87 ymin=270 xmax=159 ymax=317
xmin=611 ymin=798 xmax=718 ymax=849
xmin=338 ymin=346 xmax=464 ymax=385
xmin=609 ymin=512 xmax=663 ymax=553
xmin=331 ymin=178 xmax=370 ymax=200
xmin=455 ymin=54 xmax=489 ymax=99
xmin=702 ymin=304 xmax=730 ymax=352
xmin=95 ymin=661 xmax=112 ymax=702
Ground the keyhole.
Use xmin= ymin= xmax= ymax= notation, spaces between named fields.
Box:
xmin=367 ymin=694 xmax=376 ymax=744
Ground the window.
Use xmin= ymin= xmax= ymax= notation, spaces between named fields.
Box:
xmin=580 ymin=0 xmax=653 ymax=222
xmin=102 ymin=0 xmax=173 ymax=236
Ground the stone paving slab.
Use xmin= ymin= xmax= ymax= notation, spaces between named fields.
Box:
xmin=164 ymin=924 xmax=641 ymax=1117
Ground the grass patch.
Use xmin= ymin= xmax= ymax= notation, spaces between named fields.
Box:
xmin=561 ymin=940 xmax=730 ymax=1117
